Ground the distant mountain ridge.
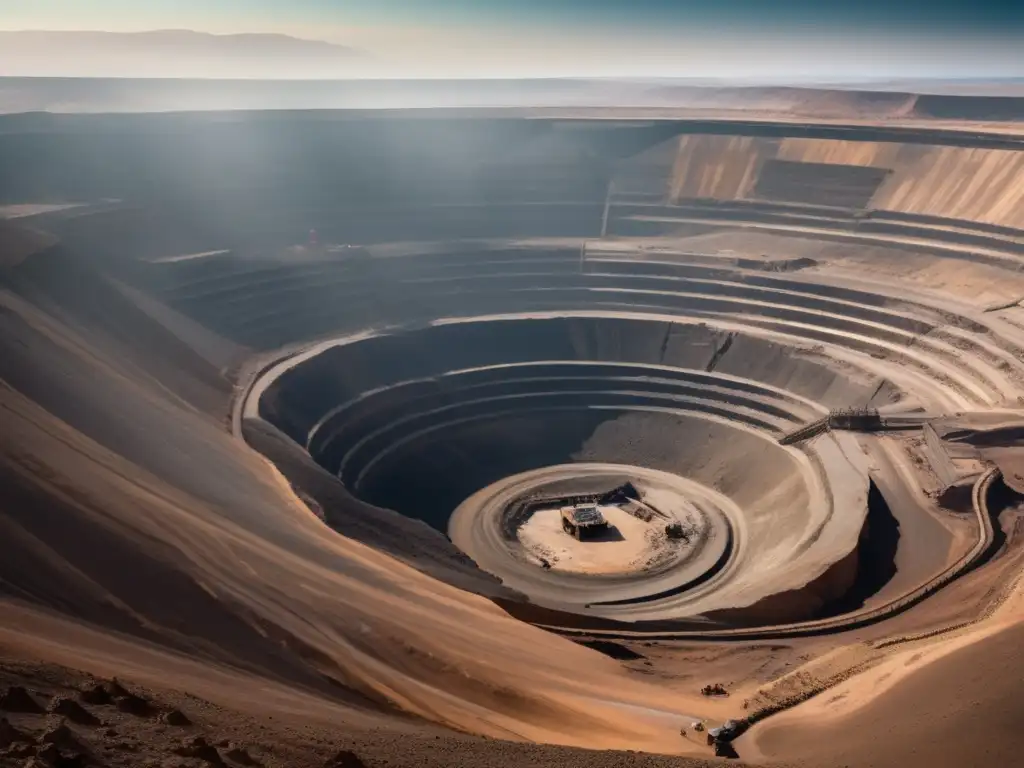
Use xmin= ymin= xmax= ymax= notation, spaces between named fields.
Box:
xmin=0 ymin=30 xmax=365 ymax=79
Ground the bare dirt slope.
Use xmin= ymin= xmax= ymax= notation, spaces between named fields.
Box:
xmin=749 ymin=621 xmax=1024 ymax=768
xmin=0 ymin=248 xmax=721 ymax=763
xmin=0 ymin=650 xmax=734 ymax=768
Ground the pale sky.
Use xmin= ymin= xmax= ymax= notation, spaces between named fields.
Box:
xmin=2 ymin=0 xmax=1023 ymax=79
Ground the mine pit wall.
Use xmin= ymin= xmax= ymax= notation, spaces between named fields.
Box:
xmin=238 ymin=417 xmax=514 ymax=598
xmin=705 ymin=543 xmax=860 ymax=626
xmin=18 ymin=117 xmax=1005 ymax=607
xmin=155 ymin=231 xmax=946 ymax=378
xmin=45 ymin=200 xmax=605 ymax=269
xmin=686 ymin=430 xmax=870 ymax=623
xmin=353 ymin=411 xmax=628 ymax=530
xmin=2 ymin=118 xmax=675 ymax=262
xmin=6 ymin=115 xmax=1021 ymax=637
xmin=264 ymin=317 xmax=884 ymax=464
xmin=254 ymin=316 xmax=875 ymax=624
xmin=622 ymin=133 xmax=1024 ymax=228
xmin=260 ymin=316 xmax=725 ymax=447
xmin=11 ymin=118 xmax=1024 ymax=281
xmin=604 ymin=198 xmax=1024 ymax=256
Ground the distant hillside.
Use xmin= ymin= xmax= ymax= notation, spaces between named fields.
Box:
xmin=0 ymin=30 xmax=365 ymax=79
xmin=2 ymin=73 xmax=1024 ymax=119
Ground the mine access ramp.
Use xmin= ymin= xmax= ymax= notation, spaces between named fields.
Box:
xmin=778 ymin=408 xmax=931 ymax=446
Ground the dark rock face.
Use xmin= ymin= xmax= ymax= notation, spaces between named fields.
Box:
xmin=41 ymin=721 xmax=81 ymax=749
xmin=113 ymin=693 xmax=156 ymax=717
xmin=0 ymin=685 xmax=44 ymax=714
xmin=325 ymin=750 xmax=368 ymax=768
xmin=78 ymin=684 xmax=113 ymax=706
xmin=161 ymin=709 xmax=192 ymax=726
xmin=48 ymin=696 xmax=101 ymax=726
xmin=0 ymin=716 xmax=32 ymax=748
xmin=224 ymin=745 xmax=259 ymax=765
xmin=174 ymin=735 xmax=226 ymax=765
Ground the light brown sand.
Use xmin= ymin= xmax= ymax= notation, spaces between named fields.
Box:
xmin=518 ymin=506 xmax=675 ymax=575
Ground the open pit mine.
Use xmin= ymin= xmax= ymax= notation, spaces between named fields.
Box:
xmin=2 ymin=108 xmax=1024 ymax=768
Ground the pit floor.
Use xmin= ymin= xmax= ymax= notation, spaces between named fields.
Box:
xmin=517 ymin=505 xmax=677 ymax=575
